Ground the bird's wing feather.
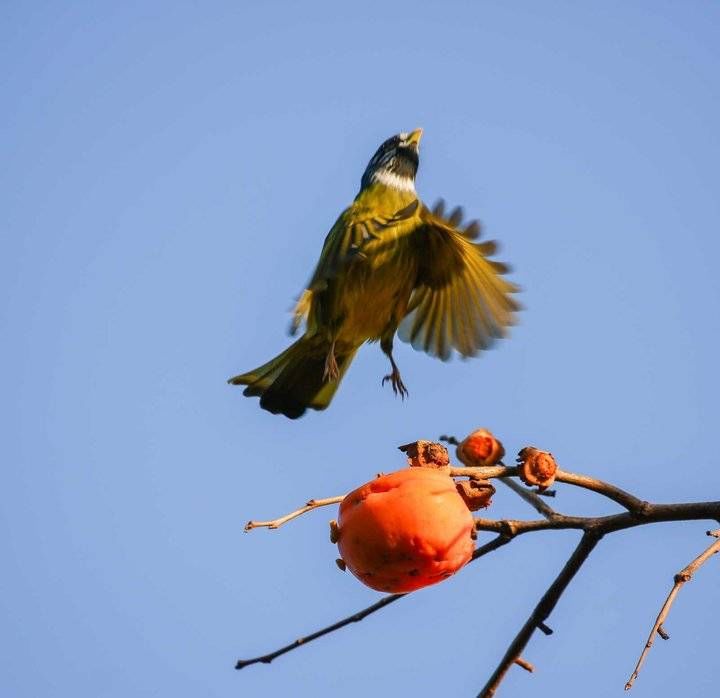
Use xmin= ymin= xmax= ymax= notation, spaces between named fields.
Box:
xmin=397 ymin=200 xmax=520 ymax=360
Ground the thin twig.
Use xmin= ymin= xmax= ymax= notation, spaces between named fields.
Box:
xmin=235 ymin=592 xmax=404 ymax=669
xmin=478 ymin=531 xmax=602 ymax=698
xmin=470 ymin=532 xmax=516 ymax=560
xmin=499 ymin=476 xmax=557 ymax=520
xmin=448 ymin=465 xmax=647 ymax=513
xmin=235 ymin=534 xmax=509 ymax=669
xmin=448 ymin=465 xmax=511 ymax=480
xmin=555 ymin=470 xmax=646 ymax=513
xmin=514 ymin=657 xmax=534 ymax=672
xmin=244 ymin=496 xmax=345 ymax=531
xmin=624 ymin=529 xmax=720 ymax=690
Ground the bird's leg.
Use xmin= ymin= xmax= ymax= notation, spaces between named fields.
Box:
xmin=380 ymin=335 xmax=408 ymax=399
xmin=323 ymin=339 xmax=339 ymax=382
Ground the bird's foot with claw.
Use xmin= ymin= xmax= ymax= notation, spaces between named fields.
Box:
xmin=382 ymin=369 xmax=409 ymax=399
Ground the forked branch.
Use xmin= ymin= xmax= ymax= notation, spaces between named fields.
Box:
xmin=238 ymin=443 xmax=720 ymax=696
xmin=478 ymin=531 xmax=602 ymax=697
xmin=624 ymin=529 xmax=720 ymax=690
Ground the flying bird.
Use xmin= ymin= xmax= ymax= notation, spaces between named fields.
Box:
xmin=229 ymin=129 xmax=519 ymax=418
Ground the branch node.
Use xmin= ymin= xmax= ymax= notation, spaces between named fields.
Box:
xmin=635 ymin=501 xmax=653 ymax=518
xmin=538 ymin=622 xmax=554 ymax=636
xmin=500 ymin=520 xmax=519 ymax=537
xmin=673 ymin=571 xmax=691 ymax=584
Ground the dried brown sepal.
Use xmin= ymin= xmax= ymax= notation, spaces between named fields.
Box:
xmin=398 ymin=440 xmax=450 ymax=469
xmin=329 ymin=519 xmax=340 ymax=544
xmin=517 ymin=447 xmax=558 ymax=491
xmin=456 ymin=428 xmax=505 ymax=467
xmin=455 ymin=479 xmax=496 ymax=511
xmin=335 ymin=558 xmax=346 ymax=572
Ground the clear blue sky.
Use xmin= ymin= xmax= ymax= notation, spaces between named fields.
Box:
xmin=3 ymin=2 xmax=719 ymax=696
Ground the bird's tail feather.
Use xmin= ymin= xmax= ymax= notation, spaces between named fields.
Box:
xmin=228 ymin=335 xmax=357 ymax=419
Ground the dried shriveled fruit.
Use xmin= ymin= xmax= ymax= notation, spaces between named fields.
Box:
xmin=336 ymin=468 xmax=475 ymax=593
xmin=517 ymin=447 xmax=558 ymax=490
xmin=455 ymin=479 xmax=496 ymax=511
xmin=398 ymin=440 xmax=450 ymax=469
xmin=456 ymin=429 xmax=505 ymax=467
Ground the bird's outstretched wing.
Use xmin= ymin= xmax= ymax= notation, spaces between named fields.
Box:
xmin=397 ymin=200 xmax=520 ymax=360
xmin=290 ymin=199 xmax=420 ymax=333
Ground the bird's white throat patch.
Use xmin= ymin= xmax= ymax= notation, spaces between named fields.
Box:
xmin=372 ymin=169 xmax=416 ymax=193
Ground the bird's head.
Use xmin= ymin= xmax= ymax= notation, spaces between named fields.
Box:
xmin=360 ymin=128 xmax=423 ymax=193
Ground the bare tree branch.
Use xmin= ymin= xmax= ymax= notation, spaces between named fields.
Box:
xmin=624 ymin=529 xmax=720 ymax=690
xmin=244 ymin=495 xmax=345 ymax=531
xmin=236 ymin=496 xmax=720 ymax=680
xmin=473 ymin=501 xmax=720 ymax=538
xmin=235 ymin=592 xmax=404 ymax=670
xmin=498 ymin=476 xmax=557 ymax=520
xmin=237 ymin=452 xmax=720 ymax=695
xmin=235 ymin=534 xmax=510 ymax=670
xmin=478 ymin=531 xmax=602 ymax=697
xmin=554 ymin=469 xmax=646 ymax=513
xmin=451 ymin=464 xmax=645 ymax=513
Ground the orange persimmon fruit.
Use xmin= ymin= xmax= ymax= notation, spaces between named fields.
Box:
xmin=336 ymin=468 xmax=475 ymax=593
xmin=456 ymin=428 xmax=505 ymax=467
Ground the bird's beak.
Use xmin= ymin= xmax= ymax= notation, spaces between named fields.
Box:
xmin=407 ymin=128 xmax=423 ymax=147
